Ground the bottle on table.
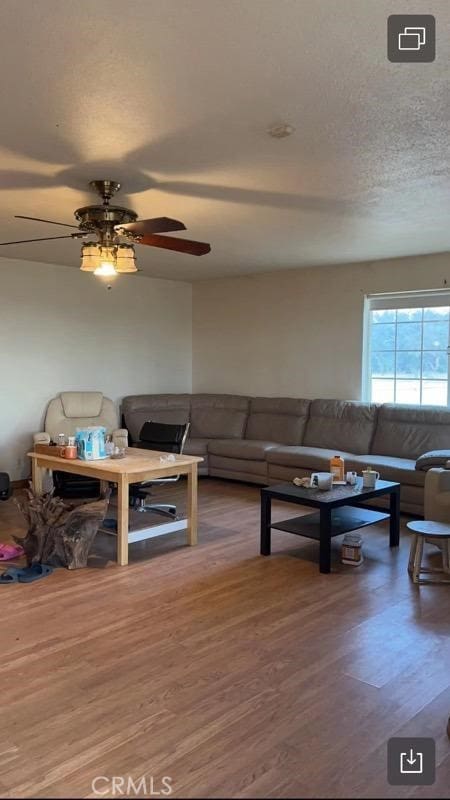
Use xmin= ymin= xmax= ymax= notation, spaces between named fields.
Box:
xmin=330 ymin=454 xmax=345 ymax=482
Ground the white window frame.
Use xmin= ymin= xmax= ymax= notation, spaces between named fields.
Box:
xmin=362 ymin=289 xmax=450 ymax=405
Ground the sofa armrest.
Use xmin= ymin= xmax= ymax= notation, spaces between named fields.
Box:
xmin=33 ymin=432 xmax=51 ymax=445
xmin=424 ymin=467 xmax=450 ymax=522
xmin=112 ymin=428 xmax=128 ymax=449
xmin=416 ymin=450 xmax=450 ymax=471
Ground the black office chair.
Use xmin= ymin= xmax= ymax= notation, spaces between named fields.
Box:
xmin=0 ymin=473 xmax=11 ymax=501
xmin=129 ymin=421 xmax=190 ymax=518
xmin=52 ymin=471 xmax=100 ymax=499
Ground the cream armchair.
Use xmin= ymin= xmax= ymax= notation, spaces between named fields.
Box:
xmin=34 ymin=391 xmax=127 ymax=449
xmin=424 ymin=466 xmax=450 ymax=522
xmin=34 ymin=392 xmax=128 ymax=498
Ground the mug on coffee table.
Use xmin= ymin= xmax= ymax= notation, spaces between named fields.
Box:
xmin=362 ymin=469 xmax=380 ymax=488
xmin=310 ymin=472 xmax=334 ymax=491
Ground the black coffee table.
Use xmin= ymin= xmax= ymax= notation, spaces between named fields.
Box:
xmin=260 ymin=478 xmax=400 ymax=573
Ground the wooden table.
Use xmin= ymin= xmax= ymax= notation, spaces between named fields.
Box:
xmin=28 ymin=448 xmax=202 ymax=566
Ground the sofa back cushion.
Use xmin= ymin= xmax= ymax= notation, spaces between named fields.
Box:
xmin=245 ymin=397 xmax=311 ymax=445
xmin=303 ymin=399 xmax=378 ymax=455
xmin=121 ymin=394 xmax=191 ymax=444
xmin=190 ymin=394 xmax=249 ymax=438
xmin=371 ymin=404 xmax=450 ymax=459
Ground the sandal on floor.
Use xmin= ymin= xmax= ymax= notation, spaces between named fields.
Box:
xmin=0 ymin=543 xmax=25 ymax=561
xmin=0 ymin=566 xmax=26 ymax=583
xmin=17 ymin=563 xmax=53 ymax=583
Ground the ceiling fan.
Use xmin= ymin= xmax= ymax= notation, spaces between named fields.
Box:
xmin=0 ymin=179 xmax=211 ymax=276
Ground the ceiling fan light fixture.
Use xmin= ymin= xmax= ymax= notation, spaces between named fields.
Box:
xmin=80 ymin=242 xmax=100 ymax=272
xmin=93 ymin=244 xmax=118 ymax=277
xmin=115 ymin=243 xmax=138 ymax=273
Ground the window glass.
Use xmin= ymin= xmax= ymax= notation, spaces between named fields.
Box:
xmin=367 ymin=297 xmax=450 ymax=406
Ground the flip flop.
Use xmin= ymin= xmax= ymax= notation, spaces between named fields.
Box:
xmin=0 ymin=566 xmax=26 ymax=583
xmin=0 ymin=543 xmax=25 ymax=561
xmin=17 ymin=563 xmax=53 ymax=583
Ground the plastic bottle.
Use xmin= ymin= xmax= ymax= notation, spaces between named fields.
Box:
xmin=330 ymin=454 xmax=345 ymax=482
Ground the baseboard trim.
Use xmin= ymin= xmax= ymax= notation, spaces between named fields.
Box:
xmin=12 ymin=479 xmax=29 ymax=489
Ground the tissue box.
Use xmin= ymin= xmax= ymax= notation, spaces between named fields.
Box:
xmin=75 ymin=426 xmax=107 ymax=460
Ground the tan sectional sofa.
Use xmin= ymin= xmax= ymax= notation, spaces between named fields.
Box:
xmin=121 ymin=394 xmax=450 ymax=515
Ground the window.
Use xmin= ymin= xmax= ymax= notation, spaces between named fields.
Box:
xmin=363 ymin=291 xmax=450 ymax=406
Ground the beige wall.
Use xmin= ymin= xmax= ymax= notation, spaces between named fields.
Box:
xmin=192 ymin=252 xmax=450 ymax=399
xmin=0 ymin=257 xmax=192 ymax=480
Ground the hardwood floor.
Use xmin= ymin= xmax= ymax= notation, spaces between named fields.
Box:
xmin=1 ymin=478 xmax=449 ymax=799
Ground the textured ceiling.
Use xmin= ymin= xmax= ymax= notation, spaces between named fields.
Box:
xmin=0 ymin=0 xmax=450 ymax=280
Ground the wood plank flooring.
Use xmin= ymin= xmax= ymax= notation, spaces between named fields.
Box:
xmin=1 ymin=478 xmax=449 ymax=798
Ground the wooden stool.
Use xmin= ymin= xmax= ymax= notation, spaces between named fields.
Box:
xmin=407 ymin=521 xmax=450 ymax=584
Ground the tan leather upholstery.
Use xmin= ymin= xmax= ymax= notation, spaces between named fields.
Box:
xmin=371 ymin=404 xmax=450 ymax=459
xmin=350 ymin=454 xmax=425 ymax=487
xmin=303 ymin=399 xmax=378 ymax=455
xmin=190 ymin=394 xmax=249 ymax=438
xmin=209 ymin=454 xmax=268 ymax=478
xmin=266 ymin=446 xmax=361 ymax=471
xmin=120 ymin=393 xmax=450 ymax=514
xmin=34 ymin=392 xmax=127 ymax=448
xmin=60 ymin=391 xmax=104 ymax=419
xmin=183 ymin=440 xmax=209 ymax=475
xmin=208 ymin=439 xmax=278 ymax=460
xmin=424 ymin=468 xmax=450 ymax=522
xmin=121 ymin=394 xmax=191 ymax=444
xmin=245 ymin=397 xmax=310 ymax=444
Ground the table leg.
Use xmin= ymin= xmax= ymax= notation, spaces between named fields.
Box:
xmin=260 ymin=493 xmax=272 ymax=555
xmin=319 ymin=507 xmax=332 ymax=573
xmin=31 ymin=459 xmax=44 ymax=496
xmin=389 ymin=486 xmax=400 ymax=547
xmin=408 ymin=533 xmax=417 ymax=575
xmin=117 ymin=477 xmax=129 ymax=566
xmin=187 ymin=464 xmax=198 ymax=546
xmin=412 ymin=535 xmax=424 ymax=583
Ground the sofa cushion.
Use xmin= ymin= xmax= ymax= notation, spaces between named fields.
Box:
xmin=303 ymin=399 xmax=378 ymax=455
xmin=61 ymin=391 xmax=104 ymax=418
xmin=208 ymin=438 xmax=279 ymax=460
xmin=245 ymin=397 xmax=310 ymax=445
xmin=351 ymin=454 xmax=425 ymax=488
xmin=190 ymin=394 xmax=249 ymax=438
xmin=416 ymin=450 xmax=450 ymax=471
xmin=371 ymin=404 xmax=450 ymax=460
xmin=266 ymin=446 xmax=361 ymax=472
xmin=209 ymin=454 xmax=268 ymax=476
xmin=121 ymin=394 xmax=191 ymax=443
xmin=184 ymin=438 xmax=210 ymax=456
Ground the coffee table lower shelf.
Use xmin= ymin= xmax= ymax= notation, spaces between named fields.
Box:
xmin=271 ymin=506 xmax=390 ymax=539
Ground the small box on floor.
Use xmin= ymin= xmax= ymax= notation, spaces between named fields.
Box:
xmin=341 ymin=533 xmax=363 ymax=566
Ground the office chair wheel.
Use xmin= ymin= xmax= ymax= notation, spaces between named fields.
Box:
xmin=137 ymin=502 xmax=177 ymax=518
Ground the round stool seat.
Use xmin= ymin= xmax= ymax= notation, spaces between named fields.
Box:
xmin=407 ymin=520 xmax=450 ymax=538
xmin=407 ymin=520 xmax=450 ymax=584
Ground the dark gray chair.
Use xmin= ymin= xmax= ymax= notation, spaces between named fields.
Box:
xmin=129 ymin=421 xmax=190 ymax=518
xmin=0 ymin=473 xmax=11 ymax=501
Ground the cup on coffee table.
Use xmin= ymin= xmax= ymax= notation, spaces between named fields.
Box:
xmin=362 ymin=468 xmax=380 ymax=488
xmin=310 ymin=472 xmax=333 ymax=490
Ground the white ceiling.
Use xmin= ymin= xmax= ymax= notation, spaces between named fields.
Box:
xmin=1 ymin=0 xmax=450 ymax=281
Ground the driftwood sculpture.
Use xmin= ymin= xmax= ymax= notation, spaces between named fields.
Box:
xmin=14 ymin=486 xmax=110 ymax=569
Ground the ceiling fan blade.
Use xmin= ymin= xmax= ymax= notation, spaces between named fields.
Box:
xmin=118 ymin=217 xmax=186 ymax=235
xmin=15 ymin=215 xmax=79 ymax=229
xmin=0 ymin=234 xmax=79 ymax=245
xmin=137 ymin=233 xmax=211 ymax=256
